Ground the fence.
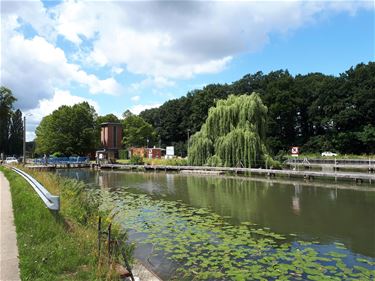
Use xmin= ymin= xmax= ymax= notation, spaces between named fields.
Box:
xmin=33 ymin=156 xmax=90 ymax=165
xmin=98 ymin=217 xmax=135 ymax=280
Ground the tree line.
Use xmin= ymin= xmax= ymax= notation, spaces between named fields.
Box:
xmin=140 ymin=62 xmax=375 ymax=156
xmin=34 ymin=105 xmax=158 ymax=156
xmin=2 ymin=62 xmax=373 ymax=158
xmin=0 ymin=87 xmax=23 ymax=157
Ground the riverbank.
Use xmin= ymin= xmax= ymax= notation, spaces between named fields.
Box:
xmin=0 ymin=166 xmax=126 ymax=281
xmin=98 ymin=164 xmax=375 ymax=184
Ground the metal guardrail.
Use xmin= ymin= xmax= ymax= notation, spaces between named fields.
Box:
xmin=12 ymin=167 xmax=60 ymax=211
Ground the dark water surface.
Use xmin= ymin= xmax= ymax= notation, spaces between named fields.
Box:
xmin=56 ymin=169 xmax=375 ymax=279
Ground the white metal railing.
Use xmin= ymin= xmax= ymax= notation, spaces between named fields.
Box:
xmin=12 ymin=167 xmax=60 ymax=211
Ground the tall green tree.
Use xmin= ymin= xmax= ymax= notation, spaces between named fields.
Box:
xmin=0 ymin=86 xmax=17 ymax=155
xmin=8 ymin=109 xmax=24 ymax=155
xmin=35 ymin=102 xmax=97 ymax=155
xmin=96 ymin=114 xmax=120 ymax=125
xmin=122 ymin=112 xmax=158 ymax=148
xmin=189 ymin=93 xmax=271 ymax=167
xmin=141 ymin=62 xmax=375 ymax=155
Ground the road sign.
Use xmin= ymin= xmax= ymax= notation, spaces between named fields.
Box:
xmin=291 ymin=146 xmax=299 ymax=157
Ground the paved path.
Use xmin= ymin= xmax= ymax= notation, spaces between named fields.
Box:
xmin=0 ymin=171 xmax=20 ymax=281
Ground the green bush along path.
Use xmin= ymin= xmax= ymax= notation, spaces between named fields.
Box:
xmin=0 ymin=167 xmax=123 ymax=281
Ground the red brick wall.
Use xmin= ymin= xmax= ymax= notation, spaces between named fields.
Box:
xmin=130 ymin=147 xmax=146 ymax=157
xmin=147 ymin=148 xmax=162 ymax=159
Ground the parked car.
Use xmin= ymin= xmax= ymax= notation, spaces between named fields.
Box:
xmin=5 ymin=157 xmax=18 ymax=164
xmin=321 ymin=151 xmax=338 ymax=157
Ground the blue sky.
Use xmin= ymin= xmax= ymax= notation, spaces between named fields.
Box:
xmin=1 ymin=0 xmax=374 ymax=140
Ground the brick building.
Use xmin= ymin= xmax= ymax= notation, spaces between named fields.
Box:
xmin=128 ymin=147 xmax=164 ymax=159
xmin=97 ymin=122 xmax=123 ymax=162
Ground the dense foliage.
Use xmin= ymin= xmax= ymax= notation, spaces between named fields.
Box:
xmin=121 ymin=111 xmax=158 ymax=148
xmin=35 ymin=102 xmax=97 ymax=156
xmin=189 ymin=94 xmax=270 ymax=167
xmin=141 ymin=62 xmax=375 ymax=155
xmin=0 ymin=87 xmax=23 ymax=156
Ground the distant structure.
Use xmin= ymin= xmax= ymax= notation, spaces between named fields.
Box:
xmin=97 ymin=122 xmax=123 ymax=162
xmin=146 ymin=147 xmax=163 ymax=159
xmin=128 ymin=147 xmax=164 ymax=159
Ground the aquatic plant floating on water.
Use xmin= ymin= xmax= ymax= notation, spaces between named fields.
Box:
xmin=96 ymin=189 xmax=375 ymax=280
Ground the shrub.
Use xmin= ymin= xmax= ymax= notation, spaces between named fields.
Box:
xmin=129 ymin=154 xmax=144 ymax=164
xmin=207 ymin=155 xmax=223 ymax=167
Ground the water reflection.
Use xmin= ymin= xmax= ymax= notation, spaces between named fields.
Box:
xmin=56 ymin=169 xmax=375 ymax=257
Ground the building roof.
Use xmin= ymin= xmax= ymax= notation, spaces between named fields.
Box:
xmin=100 ymin=122 xmax=122 ymax=127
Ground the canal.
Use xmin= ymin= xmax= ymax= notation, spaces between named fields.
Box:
xmin=56 ymin=169 xmax=375 ymax=280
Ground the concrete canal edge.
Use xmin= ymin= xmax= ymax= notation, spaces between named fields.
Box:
xmin=132 ymin=260 xmax=163 ymax=281
xmin=98 ymin=164 xmax=375 ymax=184
xmin=0 ymin=171 xmax=21 ymax=281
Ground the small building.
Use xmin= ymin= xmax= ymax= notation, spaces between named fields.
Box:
xmin=146 ymin=147 xmax=162 ymax=159
xmin=128 ymin=147 xmax=165 ymax=159
xmin=97 ymin=122 xmax=123 ymax=162
xmin=128 ymin=147 xmax=146 ymax=159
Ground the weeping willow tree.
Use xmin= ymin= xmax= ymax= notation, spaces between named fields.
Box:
xmin=189 ymin=93 xmax=272 ymax=168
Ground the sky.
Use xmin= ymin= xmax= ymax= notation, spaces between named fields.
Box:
xmin=1 ymin=0 xmax=374 ymax=141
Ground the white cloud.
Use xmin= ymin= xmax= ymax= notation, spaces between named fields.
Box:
xmin=129 ymin=77 xmax=176 ymax=93
xmin=24 ymin=89 xmax=99 ymax=141
xmin=54 ymin=0 xmax=373 ymax=81
xmin=111 ymin=66 xmax=124 ymax=75
xmin=1 ymin=2 xmax=121 ymax=110
xmin=1 ymin=0 xmax=373 ymax=116
xmin=130 ymin=104 xmax=161 ymax=115
xmin=131 ymin=95 xmax=140 ymax=102
xmin=1 ymin=0 xmax=55 ymax=39
xmin=1 ymin=32 xmax=120 ymax=110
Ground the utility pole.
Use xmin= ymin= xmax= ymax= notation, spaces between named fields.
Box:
xmin=23 ymin=116 xmax=26 ymax=164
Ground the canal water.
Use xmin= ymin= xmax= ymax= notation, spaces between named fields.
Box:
xmin=56 ymin=169 xmax=375 ymax=280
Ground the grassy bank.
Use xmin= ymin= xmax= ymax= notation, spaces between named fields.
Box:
xmin=1 ymin=166 xmax=127 ymax=281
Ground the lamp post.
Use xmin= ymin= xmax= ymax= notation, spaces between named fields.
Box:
xmin=23 ymin=116 xmax=26 ymax=164
xmin=23 ymin=113 xmax=32 ymax=165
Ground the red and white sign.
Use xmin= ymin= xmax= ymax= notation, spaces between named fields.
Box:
xmin=291 ymin=146 xmax=299 ymax=157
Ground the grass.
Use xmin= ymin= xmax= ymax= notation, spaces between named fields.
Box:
xmin=0 ymin=166 xmax=126 ymax=281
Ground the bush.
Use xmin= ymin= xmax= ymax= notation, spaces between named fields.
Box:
xmin=143 ymin=157 xmax=188 ymax=166
xmin=52 ymin=151 xmax=64 ymax=157
xmin=207 ymin=155 xmax=223 ymax=167
xmin=165 ymin=158 xmax=188 ymax=166
xmin=118 ymin=149 xmax=128 ymax=159
xmin=129 ymin=154 xmax=144 ymax=164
